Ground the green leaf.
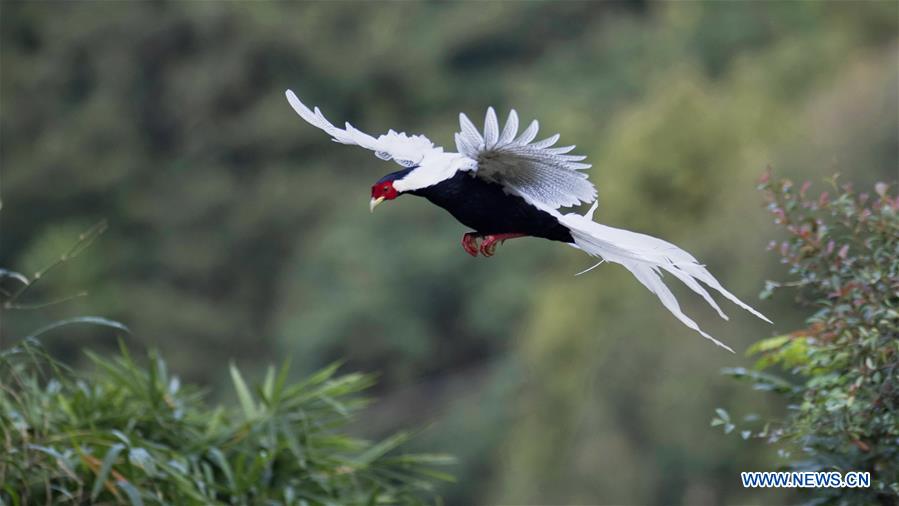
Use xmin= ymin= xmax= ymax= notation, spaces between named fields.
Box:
xmin=207 ymin=447 xmax=235 ymax=490
xmin=26 ymin=316 xmax=130 ymax=340
xmin=127 ymin=448 xmax=156 ymax=475
xmin=354 ymin=432 xmax=411 ymax=466
xmin=746 ymin=334 xmax=790 ymax=356
xmin=0 ymin=268 xmax=29 ymax=286
xmin=262 ymin=365 xmax=275 ymax=402
xmin=721 ymin=367 xmax=797 ymax=394
xmin=269 ymin=358 xmax=292 ymax=407
xmin=2 ymin=484 xmax=21 ymax=506
xmin=91 ymin=443 xmax=126 ymax=500
xmin=116 ymin=480 xmax=144 ymax=506
xmin=230 ymin=362 xmax=257 ymax=420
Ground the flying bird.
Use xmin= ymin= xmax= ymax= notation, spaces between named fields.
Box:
xmin=285 ymin=90 xmax=769 ymax=351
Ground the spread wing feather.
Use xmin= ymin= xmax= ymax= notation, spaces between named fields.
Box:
xmin=456 ymin=107 xmax=597 ymax=210
xmin=286 ymin=90 xmax=440 ymax=168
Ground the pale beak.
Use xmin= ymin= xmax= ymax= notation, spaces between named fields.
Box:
xmin=370 ymin=196 xmax=386 ymax=213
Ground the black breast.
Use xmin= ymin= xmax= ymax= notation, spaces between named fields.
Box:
xmin=410 ymin=172 xmax=574 ymax=243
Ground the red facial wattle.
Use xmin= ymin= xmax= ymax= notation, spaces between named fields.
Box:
xmin=370 ymin=181 xmax=398 ymax=212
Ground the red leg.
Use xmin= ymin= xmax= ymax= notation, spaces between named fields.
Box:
xmin=461 ymin=232 xmax=481 ymax=257
xmin=480 ymin=233 xmax=527 ymax=257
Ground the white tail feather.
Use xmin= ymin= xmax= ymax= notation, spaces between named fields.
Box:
xmin=558 ymin=203 xmax=771 ymax=352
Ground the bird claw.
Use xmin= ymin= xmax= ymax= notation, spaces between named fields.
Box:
xmin=461 ymin=233 xmax=481 ymax=257
xmin=480 ymin=237 xmax=501 ymax=257
xmin=481 ymin=233 xmax=527 ymax=257
xmin=462 ymin=233 xmax=526 ymax=257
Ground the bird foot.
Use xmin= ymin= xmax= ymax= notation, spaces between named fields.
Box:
xmin=461 ymin=232 xmax=481 ymax=257
xmin=480 ymin=233 xmax=527 ymax=257
xmin=462 ymin=232 xmax=527 ymax=257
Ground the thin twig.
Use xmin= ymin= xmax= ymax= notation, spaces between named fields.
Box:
xmin=5 ymin=292 xmax=90 ymax=310
xmin=5 ymin=220 xmax=107 ymax=307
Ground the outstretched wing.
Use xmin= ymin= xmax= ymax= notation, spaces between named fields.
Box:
xmin=286 ymin=90 xmax=441 ymax=168
xmin=455 ymin=108 xmax=597 ymax=210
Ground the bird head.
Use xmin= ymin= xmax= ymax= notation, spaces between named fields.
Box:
xmin=370 ymin=167 xmax=414 ymax=212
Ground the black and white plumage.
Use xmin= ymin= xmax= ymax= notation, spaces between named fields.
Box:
xmin=286 ymin=90 xmax=770 ymax=351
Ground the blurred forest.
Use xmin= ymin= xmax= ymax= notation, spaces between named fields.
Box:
xmin=2 ymin=2 xmax=897 ymax=504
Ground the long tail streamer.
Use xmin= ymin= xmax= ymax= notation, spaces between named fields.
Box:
xmin=558 ymin=203 xmax=771 ymax=352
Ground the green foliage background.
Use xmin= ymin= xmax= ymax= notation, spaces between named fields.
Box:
xmin=2 ymin=2 xmax=897 ymax=504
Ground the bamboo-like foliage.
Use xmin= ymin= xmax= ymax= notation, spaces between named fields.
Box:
xmin=0 ymin=338 xmax=452 ymax=505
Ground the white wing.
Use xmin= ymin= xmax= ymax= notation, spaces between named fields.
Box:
xmin=286 ymin=90 xmax=441 ymax=168
xmin=455 ymin=108 xmax=597 ymax=210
